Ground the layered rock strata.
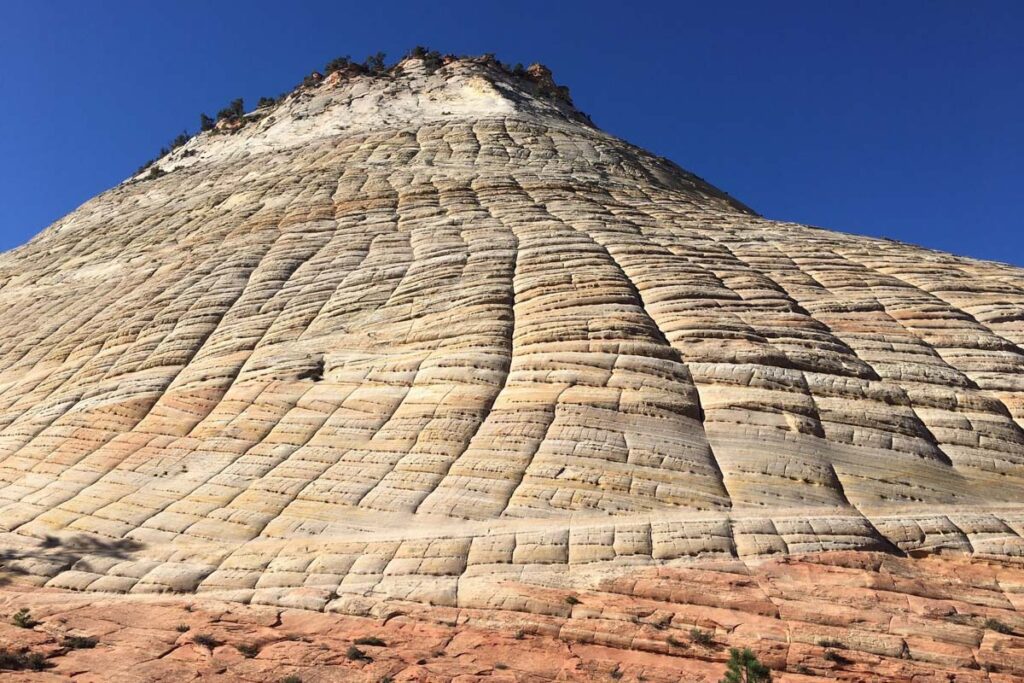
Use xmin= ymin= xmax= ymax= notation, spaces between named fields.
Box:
xmin=1 ymin=552 xmax=1022 ymax=681
xmin=0 ymin=56 xmax=1023 ymax=678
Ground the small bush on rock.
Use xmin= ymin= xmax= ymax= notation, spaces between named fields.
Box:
xmin=236 ymin=643 xmax=260 ymax=658
xmin=217 ymin=98 xmax=244 ymax=122
xmin=62 ymin=636 xmax=98 ymax=650
xmin=362 ymin=52 xmax=386 ymax=74
xmin=0 ymin=648 xmax=49 ymax=671
xmin=169 ymin=131 xmax=189 ymax=149
xmin=192 ymin=634 xmax=221 ymax=650
xmin=353 ymin=636 xmax=386 ymax=647
xmin=346 ymin=645 xmax=371 ymax=661
xmin=324 ymin=56 xmax=352 ymax=74
xmin=690 ymin=627 xmax=714 ymax=646
xmin=409 ymin=46 xmax=444 ymax=73
xmin=983 ymin=618 xmax=1013 ymax=634
xmin=11 ymin=609 xmax=37 ymax=629
xmin=720 ymin=647 xmax=771 ymax=683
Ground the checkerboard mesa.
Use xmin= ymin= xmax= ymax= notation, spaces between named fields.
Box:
xmin=0 ymin=49 xmax=1022 ymax=652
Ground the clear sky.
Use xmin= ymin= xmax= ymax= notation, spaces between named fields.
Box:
xmin=1 ymin=1 xmax=1021 ymax=264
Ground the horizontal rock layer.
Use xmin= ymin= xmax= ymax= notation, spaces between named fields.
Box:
xmin=1 ymin=551 xmax=1023 ymax=681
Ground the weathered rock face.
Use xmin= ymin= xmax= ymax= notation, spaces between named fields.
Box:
xmin=1 ymin=54 xmax=1023 ymax=666
xmin=1 ymin=552 xmax=1022 ymax=682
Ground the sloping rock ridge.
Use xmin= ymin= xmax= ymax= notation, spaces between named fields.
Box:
xmin=1 ymin=53 xmax=1023 ymax=680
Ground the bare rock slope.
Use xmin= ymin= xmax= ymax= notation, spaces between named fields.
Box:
xmin=2 ymin=552 xmax=1022 ymax=682
xmin=1 ymin=54 xmax=1023 ymax=678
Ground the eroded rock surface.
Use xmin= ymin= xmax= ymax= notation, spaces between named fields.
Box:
xmin=1 ymin=54 xmax=1023 ymax=679
xmin=1 ymin=552 xmax=1023 ymax=681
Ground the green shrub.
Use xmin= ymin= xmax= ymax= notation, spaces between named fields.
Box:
xmin=200 ymin=113 xmax=214 ymax=131
xmin=983 ymin=618 xmax=1013 ymax=634
xmin=61 ymin=635 xmax=98 ymax=649
xmin=346 ymin=645 xmax=371 ymax=661
xmin=216 ymin=98 xmax=244 ymax=122
xmin=324 ymin=56 xmax=352 ymax=74
xmin=169 ymin=131 xmax=189 ymax=149
xmin=176 ymin=624 xmax=190 ymax=633
xmin=0 ymin=648 xmax=49 ymax=671
xmin=362 ymin=52 xmax=386 ymax=74
xmin=353 ymin=636 xmax=386 ymax=647
xmin=720 ymin=647 xmax=771 ymax=683
xmin=690 ymin=627 xmax=714 ymax=646
xmin=427 ymin=57 xmax=443 ymax=72
xmin=418 ymin=48 xmax=443 ymax=73
xmin=192 ymin=634 xmax=221 ymax=650
xmin=11 ymin=609 xmax=37 ymax=629
xmin=236 ymin=643 xmax=260 ymax=658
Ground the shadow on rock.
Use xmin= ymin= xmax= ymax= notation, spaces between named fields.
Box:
xmin=0 ymin=534 xmax=143 ymax=586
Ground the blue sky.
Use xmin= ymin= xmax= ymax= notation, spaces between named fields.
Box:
xmin=1 ymin=1 xmax=1021 ymax=264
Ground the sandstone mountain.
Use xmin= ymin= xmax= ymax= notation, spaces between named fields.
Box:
xmin=0 ymin=54 xmax=1022 ymax=681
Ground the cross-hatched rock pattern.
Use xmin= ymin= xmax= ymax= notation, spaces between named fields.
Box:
xmin=0 ymin=56 xmax=1023 ymax=615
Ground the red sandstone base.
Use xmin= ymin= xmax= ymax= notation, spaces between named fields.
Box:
xmin=1 ymin=551 xmax=1022 ymax=682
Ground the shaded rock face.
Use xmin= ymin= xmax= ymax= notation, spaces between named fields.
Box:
xmin=0 ymin=54 xmax=1023 ymax=639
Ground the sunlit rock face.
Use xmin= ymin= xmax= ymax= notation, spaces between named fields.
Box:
xmin=0 ymin=54 xmax=1023 ymax=621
